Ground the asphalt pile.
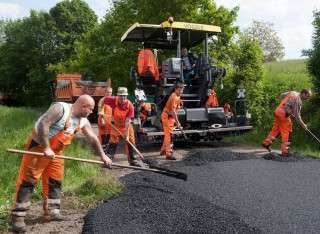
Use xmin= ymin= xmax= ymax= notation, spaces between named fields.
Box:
xmin=262 ymin=152 xmax=316 ymax=162
xmin=83 ymin=148 xmax=259 ymax=234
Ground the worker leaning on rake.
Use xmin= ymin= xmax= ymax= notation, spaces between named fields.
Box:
xmin=99 ymin=87 xmax=141 ymax=167
xmin=262 ymin=88 xmax=312 ymax=155
xmin=10 ymin=95 xmax=112 ymax=233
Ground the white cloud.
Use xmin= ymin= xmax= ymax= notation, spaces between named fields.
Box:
xmin=0 ymin=2 xmax=24 ymax=19
xmin=215 ymin=0 xmax=319 ymax=59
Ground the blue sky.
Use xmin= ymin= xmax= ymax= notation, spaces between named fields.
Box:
xmin=0 ymin=0 xmax=319 ymax=60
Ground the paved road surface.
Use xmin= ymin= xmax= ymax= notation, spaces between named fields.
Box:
xmin=82 ymin=144 xmax=320 ymax=234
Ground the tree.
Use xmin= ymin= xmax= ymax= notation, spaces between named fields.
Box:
xmin=0 ymin=11 xmax=59 ymax=106
xmin=244 ymin=20 xmax=285 ymax=63
xmin=0 ymin=0 xmax=99 ymax=106
xmin=70 ymin=0 xmax=240 ymax=89
xmin=49 ymin=0 xmax=98 ymax=72
xmin=303 ymin=10 xmax=320 ymax=96
xmin=0 ymin=19 xmax=7 ymax=46
xmin=302 ymin=10 xmax=320 ymax=132
xmin=223 ymin=34 xmax=266 ymax=127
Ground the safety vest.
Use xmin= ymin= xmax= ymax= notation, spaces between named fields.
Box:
xmin=113 ymin=98 xmax=132 ymax=125
xmin=140 ymin=102 xmax=151 ymax=120
xmin=206 ymin=92 xmax=219 ymax=108
xmin=30 ymin=104 xmax=82 ymax=155
xmin=137 ymin=49 xmax=159 ymax=80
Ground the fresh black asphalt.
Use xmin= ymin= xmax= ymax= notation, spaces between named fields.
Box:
xmin=82 ymin=148 xmax=320 ymax=234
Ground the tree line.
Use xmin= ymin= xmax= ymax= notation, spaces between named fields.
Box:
xmin=0 ymin=0 xmax=319 ymax=131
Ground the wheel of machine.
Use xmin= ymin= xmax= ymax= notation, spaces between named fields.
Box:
xmin=209 ymin=136 xmax=215 ymax=141
xmin=216 ymin=137 xmax=223 ymax=141
xmin=191 ymin=135 xmax=201 ymax=142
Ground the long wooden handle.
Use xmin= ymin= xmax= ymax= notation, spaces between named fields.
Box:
xmin=109 ymin=122 xmax=144 ymax=159
xmin=307 ymin=129 xmax=320 ymax=143
xmin=6 ymin=149 xmax=159 ymax=172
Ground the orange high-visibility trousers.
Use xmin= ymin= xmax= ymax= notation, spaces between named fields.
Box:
xmin=98 ymin=116 xmax=111 ymax=145
xmin=12 ymin=137 xmax=64 ymax=217
xmin=263 ymin=109 xmax=292 ymax=154
xmin=107 ymin=124 xmax=136 ymax=163
xmin=161 ymin=112 xmax=175 ymax=157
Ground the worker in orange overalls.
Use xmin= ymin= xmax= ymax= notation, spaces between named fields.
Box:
xmin=160 ymin=82 xmax=184 ymax=160
xmin=10 ymin=95 xmax=112 ymax=233
xmin=97 ymin=87 xmax=112 ymax=149
xmin=205 ymin=89 xmax=219 ymax=108
xmin=223 ymin=103 xmax=234 ymax=118
xmin=140 ymin=101 xmax=152 ymax=125
xmin=262 ymin=89 xmax=312 ymax=155
xmin=99 ymin=87 xmax=141 ymax=167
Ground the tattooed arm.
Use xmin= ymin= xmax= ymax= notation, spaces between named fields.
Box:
xmin=82 ymin=121 xmax=112 ymax=166
xmin=37 ymin=103 xmax=64 ymax=158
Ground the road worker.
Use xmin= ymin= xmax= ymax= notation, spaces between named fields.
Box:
xmin=262 ymin=89 xmax=312 ymax=155
xmin=99 ymin=87 xmax=141 ymax=167
xmin=11 ymin=94 xmax=112 ymax=233
xmin=97 ymin=87 xmax=113 ymax=149
xmin=205 ymin=89 xmax=219 ymax=108
xmin=160 ymin=82 xmax=184 ymax=160
xmin=140 ymin=101 xmax=152 ymax=125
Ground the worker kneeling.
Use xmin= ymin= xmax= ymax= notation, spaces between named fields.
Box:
xmin=100 ymin=87 xmax=141 ymax=167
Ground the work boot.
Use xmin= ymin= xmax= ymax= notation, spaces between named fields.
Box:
xmin=129 ymin=161 xmax=142 ymax=167
xmin=43 ymin=212 xmax=68 ymax=222
xmin=166 ymin=155 xmax=176 ymax=160
xmin=262 ymin=143 xmax=271 ymax=152
xmin=280 ymin=152 xmax=291 ymax=157
xmin=11 ymin=215 xmax=27 ymax=233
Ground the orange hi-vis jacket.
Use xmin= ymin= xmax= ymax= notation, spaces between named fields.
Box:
xmin=140 ymin=102 xmax=152 ymax=120
xmin=137 ymin=49 xmax=159 ymax=81
xmin=206 ymin=91 xmax=219 ymax=108
xmin=97 ymin=97 xmax=112 ymax=144
xmin=164 ymin=92 xmax=181 ymax=115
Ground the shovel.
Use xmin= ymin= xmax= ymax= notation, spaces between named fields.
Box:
xmin=108 ymin=122 xmax=187 ymax=179
xmin=108 ymin=121 xmax=155 ymax=165
xmin=178 ymin=127 xmax=194 ymax=143
xmin=6 ymin=149 xmax=187 ymax=181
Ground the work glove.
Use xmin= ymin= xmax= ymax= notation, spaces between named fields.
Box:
xmin=123 ymin=133 xmax=129 ymax=142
